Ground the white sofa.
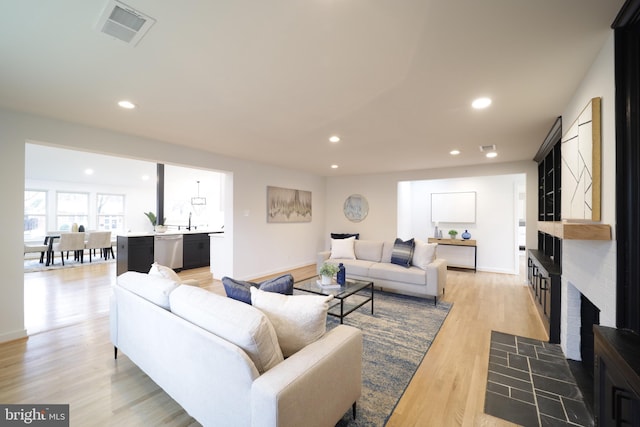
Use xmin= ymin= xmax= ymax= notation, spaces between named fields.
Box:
xmin=110 ymin=271 xmax=363 ymax=427
xmin=317 ymin=239 xmax=447 ymax=304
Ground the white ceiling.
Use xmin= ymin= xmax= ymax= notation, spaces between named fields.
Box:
xmin=2 ymin=0 xmax=624 ymax=176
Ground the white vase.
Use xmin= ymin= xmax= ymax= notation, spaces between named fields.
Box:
xmin=321 ymin=275 xmax=333 ymax=285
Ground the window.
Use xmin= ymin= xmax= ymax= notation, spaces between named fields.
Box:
xmin=97 ymin=193 xmax=125 ymax=232
xmin=56 ymin=192 xmax=89 ymax=231
xmin=24 ymin=190 xmax=47 ymax=239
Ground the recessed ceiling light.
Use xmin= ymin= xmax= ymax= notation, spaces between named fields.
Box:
xmin=118 ymin=100 xmax=136 ymax=109
xmin=84 ymin=168 xmax=94 ymax=175
xmin=472 ymin=97 xmax=492 ymax=109
xmin=450 ymin=149 xmax=460 ymax=155
xmin=329 ymin=136 xmax=340 ymax=143
xmin=486 ymin=152 xmax=498 ymax=158
xmin=331 ymin=164 xmax=339 ymax=169
xmin=141 ymin=174 xmax=150 ymax=181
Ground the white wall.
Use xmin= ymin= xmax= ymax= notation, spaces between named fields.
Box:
xmin=324 ymin=161 xmax=538 ymax=259
xmin=560 ymin=32 xmax=617 ymax=358
xmin=0 ymin=109 xmax=326 ymax=342
xmin=398 ymin=174 xmax=525 ymax=274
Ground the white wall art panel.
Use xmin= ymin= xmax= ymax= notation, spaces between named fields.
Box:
xmin=561 ymin=97 xmax=601 ymax=221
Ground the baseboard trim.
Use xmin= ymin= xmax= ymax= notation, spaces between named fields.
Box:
xmin=0 ymin=328 xmax=28 ymax=344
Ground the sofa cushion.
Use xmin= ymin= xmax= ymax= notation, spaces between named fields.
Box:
xmin=354 ymin=240 xmax=383 ymax=262
xmin=169 ymin=285 xmax=284 ymax=374
xmin=222 ymin=274 xmax=294 ymax=304
xmin=117 ymin=271 xmax=180 ymax=310
xmin=250 ymin=287 xmax=333 ymax=357
xmin=324 ymin=259 xmax=375 ymax=277
xmin=390 ymin=238 xmax=415 ymax=268
xmin=149 ymin=262 xmax=181 ymax=283
xmin=412 ymin=240 xmax=437 ymax=270
xmin=368 ymin=263 xmax=428 ymax=286
xmin=330 ymin=236 xmax=356 ymax=260
xmin=381 ymin=241 xmax=395 ymax=263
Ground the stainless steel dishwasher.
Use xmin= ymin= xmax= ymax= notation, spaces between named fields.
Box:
xmin=154 ymin=234 xmax=183 ymax=269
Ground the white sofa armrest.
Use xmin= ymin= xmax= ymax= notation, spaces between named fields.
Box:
xmin=316 ymin=251 xmax=331 ymax=274
xmin=426 ymin=257 xmax=447 ymax=300
xmin=251 ymin=325 xmax=362 ymax=427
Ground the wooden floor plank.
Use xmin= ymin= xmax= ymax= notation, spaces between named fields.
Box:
xmin=1 ymin=257 xmax=545 ymax=426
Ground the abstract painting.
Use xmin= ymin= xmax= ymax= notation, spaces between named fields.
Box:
xmin=267 ymin=186 xmax=312 ymax=223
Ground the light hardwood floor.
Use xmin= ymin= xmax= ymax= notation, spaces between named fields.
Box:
xmin=3 ymin=260 xmax=546 ymax=426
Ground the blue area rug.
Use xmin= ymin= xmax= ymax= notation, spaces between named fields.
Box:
xmin=24 ymin=256 xmax=115 ymax=272
xmin=329 ymin=291 xmax=452 ymax=426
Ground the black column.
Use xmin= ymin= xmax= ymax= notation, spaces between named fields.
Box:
xmin=613 ymin=0 xmax=640 ymax=332
xmin=157 ymin=163 xmax=165 ymax=226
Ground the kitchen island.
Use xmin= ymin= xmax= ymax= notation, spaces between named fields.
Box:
xmin=116 ymin=230 xmax=223 ymax=276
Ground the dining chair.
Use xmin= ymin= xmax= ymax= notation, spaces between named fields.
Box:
xmin=109 ymin=235 xmax=117 ymax=259
xmin=85 ymin=231 xmax=112 ymax=262
xmin=24 ymin=242 xmax=49 ymax=263
xmin=51 ymin=232 xmax=86 ymax=265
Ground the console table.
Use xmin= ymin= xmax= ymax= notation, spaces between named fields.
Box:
xmin=428 ymin=238 xmax=477 ymax=271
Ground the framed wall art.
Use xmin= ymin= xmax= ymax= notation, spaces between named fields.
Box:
xmin=343 ymin=194 xmax=369 ymax=222
xmin=561 ymin=97 xmax=601 ymax=221
xmin=431 ymin=191 xmax=476 ymax=223
xmin=267 ymin=186 xmax=312 ymax=223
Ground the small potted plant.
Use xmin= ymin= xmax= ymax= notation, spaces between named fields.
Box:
xmin=144 ymin=212 xmax=167 ymax=232
xmin=448 ymin=229 xmax=458 ymax=239
xmin=319 ymin=262 xmax=340 ymax=285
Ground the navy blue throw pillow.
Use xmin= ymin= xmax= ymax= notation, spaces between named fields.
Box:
xmin=390 ymin=238 xmax=415 ymax=268
xmin=331 ymin=233 xmax=360 ymax=240
xmin=259 ymin=274 xmax=294 ymax=295
xmin=222 ymin=274 xmax=294 ymax=304
xmin=221 ymin=277 xmax=255 ymax=304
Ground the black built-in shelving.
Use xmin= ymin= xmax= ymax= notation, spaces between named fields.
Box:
xmin=530 ymin=117 xmax=562 ymax=342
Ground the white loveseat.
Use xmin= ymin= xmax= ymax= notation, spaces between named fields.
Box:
xmin=110 ymin=271 xmax=363 ymax=427
xmin=317 ymin=238 xmax=447 ymax=304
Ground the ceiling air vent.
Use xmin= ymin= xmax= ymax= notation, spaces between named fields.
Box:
xmin=479 ymin=144 xmax=497 ymax=152
xmin=96 ymin=0 xmax=155 ymax=46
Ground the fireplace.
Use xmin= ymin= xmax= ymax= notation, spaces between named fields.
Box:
xmin=563 ymin=281 xmax=601 ymax=414
xmin=580 ymin=294 xmax=600 ymax=375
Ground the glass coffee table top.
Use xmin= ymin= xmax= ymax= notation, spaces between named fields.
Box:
xmin=294 ymin=277 xmax=374 ymax=323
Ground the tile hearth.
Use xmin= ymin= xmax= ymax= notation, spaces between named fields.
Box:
xmin=484 ymin=331 xmax=593 ymax=427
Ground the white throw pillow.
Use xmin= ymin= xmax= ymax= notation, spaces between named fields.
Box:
xmin=170 ymin=285 xmax=283 ymax=374
xmin=330 ymin=236 xmax=356 ymax=259
xmin=250 ymin=287 xmax=333 ymax=357
xmin=149 ymin=262 xmax=182 ymax=283
xmin=412 ymin=240 xmax=437 ymax=270
xmin=117 ymin=271 xmax=180 ymax=310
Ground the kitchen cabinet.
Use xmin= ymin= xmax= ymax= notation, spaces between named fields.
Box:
xmin=117 ymin=235 xmax=154 ymax=276
xmin=183 ymin=233 xmax=210 ymax=269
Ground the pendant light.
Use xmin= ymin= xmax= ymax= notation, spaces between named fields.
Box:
xmin=191 ymin=180 xmax=206 ymax=206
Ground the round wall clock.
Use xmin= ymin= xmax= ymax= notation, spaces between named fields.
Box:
xmin=343 ymin=194 xmax=369 ymax=222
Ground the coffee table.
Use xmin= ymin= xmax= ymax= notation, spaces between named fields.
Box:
xmin=294 ymin=277 xmax=374 ymax=324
